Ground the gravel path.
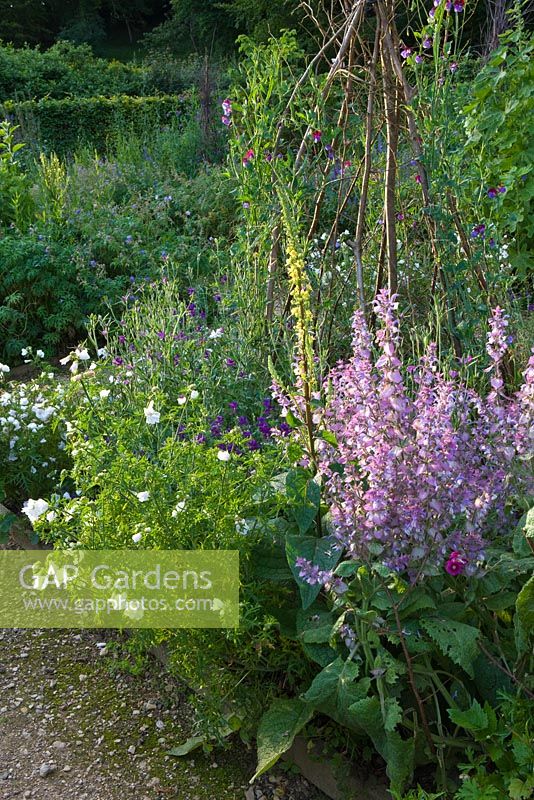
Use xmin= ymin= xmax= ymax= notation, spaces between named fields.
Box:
xmin=0 ymin=627 xmax=325 ymax=800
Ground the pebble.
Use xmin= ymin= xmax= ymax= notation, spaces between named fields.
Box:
xmin=39 ymin=762 xmax=56 ymax=778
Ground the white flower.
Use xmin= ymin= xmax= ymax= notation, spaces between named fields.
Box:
xmin=75 ymin=348 xmax=90 ymax=361
xmin=0 ymin=363 xmax=10 ymax=373
xmin=22 ymin=498 xmax=49 ymax=524
xmin=21 ymin=348 xmax=28 ymax=357
xmin=97 ymin=347 xmax=108 ymax=358
xmin=46 ymin=510 xmax=57 ymax=522
xmin=177 ymin=396 xmax=187 ymax=406
xmin=131 ymin=532 xmax=142 ymax=543
xmin=69 ymin=360 xmax=79 ymax=375
xmin=144 ymin=400 xmax=160 ymax=425
xmin=217 ymin=450 xmax=231 ymax=462
xmin=36 ymin=350 xmax=45 ymax=359
xmin=208 ymin=328 xmax=224 ymax=339
xmin=135 ymin=491 xmax=150 ymax=502
xmin=59 ymin=354 xmax=71 ymax=365
xmin=190 ymin=390 xmax=199 ymax=400
xmin=171 ymin=500 xmax=186 ymax=517
xmin=99 ymin=389 xmax=111 ymax=399
xmin=33 ymin=405 xmax=55 ymax=422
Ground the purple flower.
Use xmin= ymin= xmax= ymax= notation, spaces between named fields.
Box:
xmin=401 ymin=47 xmax=412 ymax=58
xmin=273 ymin=290 xmax=533 ymax=579
xmin=423 ymin=37 xmax=432 ymax=48
xmin=487 ymin=187 xmax=498 ymax=199
xmin=471 ymin=223 xmax=486 ymax=238
xmin=415 ymin=55 xmax=423 ymax=63
xmin=226 ymin=358 xmax=236 ymax=367
xmin=229 ymin=401 xmax=238 ymax=411
xmin=112 ymin=357 xmax=124 ymax=366
xmin=486 ymin=306 xmax=510 ymax=366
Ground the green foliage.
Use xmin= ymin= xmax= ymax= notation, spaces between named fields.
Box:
xmin=450 ymin=694 xmax=534 ymax=799
xmin=463 ymin=23 xmax=534 ymax=277
xmin=2 ymin=93 xmax=192 ymax=155
xmin=0 ymin=121 xmax=33 ymax=228
xmin=0 ymin=41 xmax=150 ymax=101
xmin=0 ymin=231 xmax=124 ymax=359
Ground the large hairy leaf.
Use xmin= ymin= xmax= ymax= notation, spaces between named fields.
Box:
xmin=348 ymin=696 xmax=414 ymax=792
xmin=421 ymin=617 xmax=480 ymax=677
xmin=285 ymin=469 xmax=321 ymax=534
xmin=252 ymin=699 xmax=314 ymax=781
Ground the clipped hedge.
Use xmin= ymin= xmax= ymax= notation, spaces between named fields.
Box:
xmin=1 ymin=93 xmax=194 ymax=154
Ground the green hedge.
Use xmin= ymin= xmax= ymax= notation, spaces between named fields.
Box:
xmin=1 ymin=93 xmax=193 ymax=154
xmin=0 ymin=41 xmax=151 ymax=102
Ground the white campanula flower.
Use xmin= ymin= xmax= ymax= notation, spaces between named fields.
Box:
xmin=132 ymin=532 xmax=142 ymax=543
xmin=190 ymin=390 xmax=199 ymax=400
xmin=217 ymin=449 xmax=231 ymax=462
xmin=177 ymin=396 xmax=187 ymax=406
xmin=36 ymin=350 xmax=45 ymax=359
xmin=59 ymin=354 xmax=71 ymax=366
xmin=144 ymin=400 xmax=160 ymax=425
xmin=0 ymin=363 xmax=10 ymax=373
xmin=69 ymin=360 xmax=79 ymax=375
xmin=75 ymin=348 xmax=90 ymax=361
xmin=46 ymin=510 xmax=57 ymax=522
xmin=209 ymin=328 xmax=224 ymax=339
xmin=97 ymin=347 xmax=108 ymax=358
xmin=33 ymin=405 xmax=55 ymax=422
xmin=99 ymin=389 xmax=111 ymax=399
xmin=135 ymin=491 xmax=150 ymax=502
xmin=171 ymin=500 xmax=186 ymax=517
xmin=22 ymin=498 xmax=49 ymax=524
xmin=21 ymin=348 xmax=28 ymax=356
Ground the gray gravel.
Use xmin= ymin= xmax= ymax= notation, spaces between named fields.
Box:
xmin=0 ymin=628 xmax=325 ymax=800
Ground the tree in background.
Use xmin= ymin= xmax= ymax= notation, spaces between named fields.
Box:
xmin=0 ymin=0 xmax=52 ymax=46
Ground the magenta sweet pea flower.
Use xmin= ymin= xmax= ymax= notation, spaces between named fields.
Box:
xmin=242 ymin=148 xmax=255 ymax=166
xmin=445 ymin=551 xmax=467 ymax=576
xmin=312 ymin=130 xmax=322 ymax=142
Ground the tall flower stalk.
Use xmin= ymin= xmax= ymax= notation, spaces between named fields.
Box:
xmin=278 ymin=290 xmax=533 ymax=579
